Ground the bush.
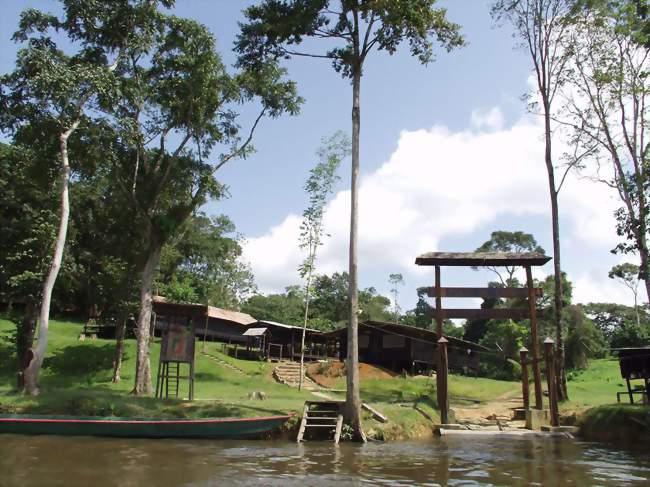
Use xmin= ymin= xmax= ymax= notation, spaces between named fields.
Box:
xmin=478 ymin=356 xmax=522 ymax=381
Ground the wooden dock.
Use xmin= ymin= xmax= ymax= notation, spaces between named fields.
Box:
xmin=297 ymin=401 xmax=344 ymax=444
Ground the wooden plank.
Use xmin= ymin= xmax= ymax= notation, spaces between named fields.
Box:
xmin=427 ymin=308 xmax=532 ymax=320
xmin=415 ymin=251 xmax=551 ymax=267
xmin=362 ymin=403 xmax=388 ymax=423
xmin=333 ymin=414 xmax=343 ymax=445
xmin=296 ymin=402 xmax=309 ymax=443
xmin=420 ymin=286 xmax=542 ymax=299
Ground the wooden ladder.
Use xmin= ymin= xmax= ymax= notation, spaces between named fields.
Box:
xmin=297 ymin=401 xmax=344 ymax=444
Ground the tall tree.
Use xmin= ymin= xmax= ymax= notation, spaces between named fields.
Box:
xmin=0 ymin=0 xmax=164 ymax=394
xmin=559 ymin=5 xmax=650 ymax=305
xmin=156 ymin=213 xmax=256 ymax=309
xmin=492 ymin=0 xmax=573 ymax=400
xmin=297 ymin=132 xmax=348 ymax=390
xmin=105 ymin=12 xmax=300 ymax=395
xmin=473 ymin=230 xmax=545 ymax=286
xmin=0 ymin=142 xmax=58 ymax=389
xmin=388 ymin=273 xmax=405 ymax=322
xmin=236 ymin=1 xmax=464 ymax=440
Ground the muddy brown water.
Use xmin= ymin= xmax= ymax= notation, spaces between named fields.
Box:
xmin=0 ymin=434 xmax=649 ymax=486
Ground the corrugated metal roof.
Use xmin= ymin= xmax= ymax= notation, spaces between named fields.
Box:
xmin=243 ymin=327 xmax=268 ymax=336
xmin=257 ymin=320 xmax=320 ymax=333
xmin=153 ymin=296 xmax=256 ymax=326
xmin=207 ymin=306 xmax=257 ymax=325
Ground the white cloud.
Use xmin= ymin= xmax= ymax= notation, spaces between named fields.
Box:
xmin=470 ymin=107 xmax=505 ymax=131
xmin=572 ymin=273 xmax=635 ymax=306
xmin=243 ymin=108 xmax=627 ymax=307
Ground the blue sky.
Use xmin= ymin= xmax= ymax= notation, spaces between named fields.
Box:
xmin=0 ymin=1 xmax=637 ymax=313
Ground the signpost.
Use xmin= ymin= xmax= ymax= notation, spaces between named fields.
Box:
xmin=156 ymin=317 xmax=196 ymax=400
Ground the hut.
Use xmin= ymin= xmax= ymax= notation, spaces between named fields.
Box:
xmin=253 ymin=320 xmax=332 ymax=361
xmin=324 ymin=320 xmax=488 ymax=374
xmin=152 ymin=296 xmax=257 ymax=345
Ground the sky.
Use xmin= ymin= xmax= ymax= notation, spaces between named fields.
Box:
xmin=0 ymin=1 xmax=639 ymax=314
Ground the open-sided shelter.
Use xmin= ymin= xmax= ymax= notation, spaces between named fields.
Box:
xmin=255 ymin=320 xmax=331 ymax=361
xmin=324 ymin=320 xmax=487 ymax=374
xmin=614 ymin=347 xmax=650 ymax=404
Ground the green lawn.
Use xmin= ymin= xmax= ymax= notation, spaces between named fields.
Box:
xmin=564 ymin=358 xmax=633 ymax=409
xmin=0 ymin=318 xmax=312 ymax=420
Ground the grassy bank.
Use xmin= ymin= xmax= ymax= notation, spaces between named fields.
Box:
xmin=564 ymin=359 xmax=630 ymax=409
xmin=578 ymin=405 xmax=650 ymax=443
xmin=0 ymin=318 xmax=521 ymax=440
xmin=2 ymin=318 xmax=644 ymax=441
xmin=0 ymin=318 xmax=312 ymax=422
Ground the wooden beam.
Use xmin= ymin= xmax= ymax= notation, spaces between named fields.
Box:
xmin=438 ymin=337 xmax=449 ymax=424
xmin=426 ymin=308 xmax=533 ymax=320
xmin=435 ymin=266 xmax=443 ymax=339
xmin=420 ymin=286 xmax=542 ymax=299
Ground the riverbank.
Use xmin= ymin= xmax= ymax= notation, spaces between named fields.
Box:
xmin=577 ymin=404 xmax=650 ymax=444
xmin=0 ymin=318 xmax=514 ymax=440
xmin=0 ymin=318 xmax=647 ymax=442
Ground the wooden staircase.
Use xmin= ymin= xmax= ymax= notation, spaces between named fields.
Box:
xmin=297 ymin=400 xmax=344 ymax=444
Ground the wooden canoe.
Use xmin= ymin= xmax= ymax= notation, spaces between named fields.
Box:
xmin=0 ymin=413 xmax=292 ymax=439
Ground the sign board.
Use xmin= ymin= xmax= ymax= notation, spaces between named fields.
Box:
xmin=160 ymin=318 xmax=196 ymax=363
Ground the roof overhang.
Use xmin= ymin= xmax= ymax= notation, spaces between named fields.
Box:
xmin=243 ymin=327 xmax=268 ymax=337
xmin=415 ymin=251 xmax=551 ymax=267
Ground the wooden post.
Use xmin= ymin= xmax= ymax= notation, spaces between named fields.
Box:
xmin=189 ymin=359 xmax=195 ymax=401
xmin=434 ymin=266 xmax=448 ymax=423
xmin=544 ymin=338 xmax=560 ymax=427
xmin=202 ymin=312 xmax=209 ymax=353
xmin=435 ymin=265 xmax=443 ymax=338
xmin=626 ymin=378 xmax=634 ymax=404
xmin=438 ymin=337 xmax=449 ymax=424
xmin=525 ymin=266 xmax=543 ymax=410
xmin=519 ymin=346 xmax=530 ymax=411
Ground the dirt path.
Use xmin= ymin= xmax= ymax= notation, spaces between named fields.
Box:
xmin=453 ymin=390 xmax=525 ymax=428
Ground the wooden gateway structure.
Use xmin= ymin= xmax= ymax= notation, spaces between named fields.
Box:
xmin=415 ymin=251 xmax=555 ymax=426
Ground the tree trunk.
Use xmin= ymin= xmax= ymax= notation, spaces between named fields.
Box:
xmin=112 ymin=316 xmax=127 ymax=383
xmin=544 ymin=106 xmax=568 ymax=401
xmin=16 ymin=301 xmax=38 ymax=391
xmin=23 ymin=129 xmax=76 ymax=395
xmin=636 ymin=217 xmax=650 ymax=304
xmin=345 ymin=65 xmax=366 ymax=442
xmin=133 ymin=243 xmax=162 ymax=395
xmin=299 ymin=268 xmax=314 ymax=391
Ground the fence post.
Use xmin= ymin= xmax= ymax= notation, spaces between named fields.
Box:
xmin=519 ymin=346 xmax=530 ymax=411
xmin=544 ymin=337 xmax=560 ymax=427
xmin=438 ymin=337 xmax=449 ymax=425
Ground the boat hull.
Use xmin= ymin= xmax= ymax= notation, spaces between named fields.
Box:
xmin=0 ymin=414 xmax=292 ymax=439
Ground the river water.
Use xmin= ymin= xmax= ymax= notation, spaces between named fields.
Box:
xmin=0 ymin=434 xmax=648 ymax=486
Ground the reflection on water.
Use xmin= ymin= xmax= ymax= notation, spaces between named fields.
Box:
xmin=0 ymin=434 xmax=648 ymax=486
